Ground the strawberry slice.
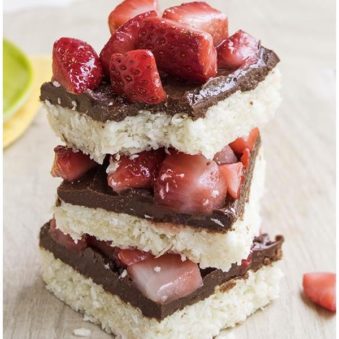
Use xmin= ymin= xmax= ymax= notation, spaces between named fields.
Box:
xmin=49 ymin=219 xmax=87 ymax=251
xmin=51 ymin=146 xmax=97 ymax=181
xmin=117 ymin=248 xmax=153 ymax=266
xmin=240 ymin=148 xmax=251 ymax=168
xmin=219 ymin=162 xmax=244 ymax=199
xmin=303 ymin=272 xmax=336 ymax=312
xmin=217 ymin=30 xmax=260 ymax=69
xmin=229 ymin=128 xmax=260 ymax=155
xmin=52 ymin=37 xmax=103 ymax=94
xmin=108 ymin=0 xmax=158 ymax=34
xmin=109 ymin=49 xmax=167 ymax=104
xmin=162 ymin=1 xmax=228 ymax=46
xmin=137 ymin=17 xmax=217 ymax=83
xmin=127 ymin=253 xmax=203 ymax=303
xmin=154 ymin=151 xmax=227 ymax=214
xmin=213 ymin=145 xmax=238 ymax=165
xmin=107 ymin=149 xmax=165 ymax=193
xmin=100 ymin=10 xmax=157 ymax=75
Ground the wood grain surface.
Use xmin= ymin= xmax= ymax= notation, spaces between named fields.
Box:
xmin=4 ymin=0 xmax=336 ymax=338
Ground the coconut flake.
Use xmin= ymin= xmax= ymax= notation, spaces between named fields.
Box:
xmin=73 ymin=328 xmax=91 ymax=337
xmin=211 ymin=218 xmax=224 ymax=227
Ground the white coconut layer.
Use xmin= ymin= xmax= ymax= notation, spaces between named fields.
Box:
xmin=40 ymin=248 xmax=283 ymax=339
xmin=45 ymin=69 xmax=281 ymax=163
xmin=54 ymin=149 xmax=265 ymax=272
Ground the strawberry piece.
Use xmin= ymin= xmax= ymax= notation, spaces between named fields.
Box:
xmin=49 ymin=219 xmax=87 ymax=251
xmin=52 ymin=37 xmax=103 ymax=94
xmin=100 ymin=10 xmax=157 ymax=75
xmin=240 ymin=148 xmax=251 ymax=168
xmin=162 ymin=1 xmax=228 ymax=46
xmin=219 ymin=162 xmax=244 ymax=199
xmin=154 ymin=151 xmax=227 ymax=214
xmin=127 ymin=253 xmax=203 ymax=303
xmin=51 ymin=146 xmax=97 ymax=181
xmin=217 ymin=30 xmax=260 ymax=69
xmin=213 ymin=145 xmax=238 ymax=165
xmin=118 ymin=248 xmax=153 ymax=266
xmin=137 ymin=17 xmax=217 ymax=83
xmin=303 ymin=272 xmax=336 ymax=312
xmin=107 ymin=149 xmax=165 ymax=193
xmin=229 ymin=128 xmax=260 ymax=155
xmin=109 ymin=49 xmax=166 ymax=104
xmin=108 ymin=0 xmax=158 ymax=34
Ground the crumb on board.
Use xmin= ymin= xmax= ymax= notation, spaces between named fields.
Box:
xmin=73 ymin=328 xmax=91 ymax=337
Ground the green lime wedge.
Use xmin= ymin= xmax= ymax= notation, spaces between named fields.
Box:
xmin=3 ymin=39 xmax=33 ymax=122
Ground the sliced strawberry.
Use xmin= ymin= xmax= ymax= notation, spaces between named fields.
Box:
xmin=217 ymin=30 xmax=260 ymax=69
xmin=108 ymin=0 xmax=158 ymax=34
xmin=100 ymin=10 xmax=157 ymax=75
xmin=51 ymin=146 xmax=97 ymax=181
xmin=52 ymin=37 xmax=103 ymax=94
xmin=49 ymin=219 xmax=87 ymax=251
xmin=241 ymin=148 xmax=251 ymax=168
xmin=137 ymin=17 xmax=217 ymax=83
xmin=213 ymin=145 xmax=238 ymax=165
xmin=229 ymin=128 xmax=260 ymax=155
xmin=107 ymin=149 xmax=165 ymax=193
xmin=162 ymin=1 xmax=228 ymax=46
xmin=219 ymin=162 xmax=244 ymax=199
xmin=117 ymin=248 xmax=153 ymax=266
xmin=154 ymin=151 xmax=227 ymax=214
xmin=127 ymin=253 xmax=203 ymax=303
xmin=303 ymin=272 xmax=336 ymax=312
xmin=109 ymin=49 xmax=166 ymax=104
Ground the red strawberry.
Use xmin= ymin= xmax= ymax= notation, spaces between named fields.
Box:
xmin=52 ymin=37 xmax=103 ymax=94
xmin=108 ymin=0 xmax=158 ymax=34
xmin=51 ymin=146 xmax=97 ymax=181
xmin=229 ymin=128 xmax=260 ymax=154
xmin=217 ymin=30 xmax=260 ymax=69
xmin=100 ymin=10 xmax=157 ymax=75
xmin=137 ymin=17 xmax=217 ymax=83
xmin=303 ymin=272 xmax=336 ymax=312
xmin=219 ymin=162 xmax=244 ymax=199
xmin=118 ymin=248 xmax=153 ymax=266
xmin=163 ymin=1 xmax=228 ymax=46
xmin=240 ymin=148 xmax=251 ymax=168
xmin=107 ymin=149 xmax=165 ymax=193
xmin=154 ymin=151 xmax=227 ymax=214
xmin=49 ymin=219 xmax=87 ymax=251
xmin=109 ymin=49 xmax=166 ymax=104
xmin=213 ymin=145 xmax=238 ymax=165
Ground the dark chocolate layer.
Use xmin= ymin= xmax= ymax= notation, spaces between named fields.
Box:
xmin=40 ymin=221 xmax=283 ymax=320
xmin=40 ymin=46 xmax=279 ymax=123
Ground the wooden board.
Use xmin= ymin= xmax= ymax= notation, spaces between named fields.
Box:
xmin=4 ymin=0 xmax=336 ymax=338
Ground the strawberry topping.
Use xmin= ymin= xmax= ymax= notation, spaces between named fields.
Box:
xmin=100 ymin=11 xmax=158 ymax=75
xmin=107 ymin=149 xmax=165 ymax=193
xmin=51 ymin=146 xmax=97 ymax=181
xmin=109 ymin=49 xmax=167 ymax=104
xmin=154 ymin=151 xmax=227 ymax=214
xmin=52 ymin=37 xmax=103 ymax=94
xmin=213 ymin=145 xmax=238 ymax=165
xmin=217 ymin=30 xmax=260 ymax=69
xmin=163 ymin=1 xmax=228 ymax=46
xmin=229 ymin=128 xmax=260 ymax=154
xmin=303 ymin=272 xmax=336 ymax=312
xmin=219 ymin=162 xmax=244 ymax=199
xmin=240 ymin=148 xmax=251 ymax=169
xmin=108 ymin=0 xmax=158 ymax=34
xmin=137 ymin=17 xmax=217 ymax=83
xmin=117 ymin=248 xmax=153 ymax=266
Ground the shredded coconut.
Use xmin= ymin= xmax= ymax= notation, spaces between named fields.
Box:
xmin=73 ymin=328 xmax=91 ymax=337
xmin=120 ymin=270 xmax=127 ymax=279
xmin=154 ymin=266 xmax=161 ymax=272
xmin=52 ymin=80 xmax=61 ymax=87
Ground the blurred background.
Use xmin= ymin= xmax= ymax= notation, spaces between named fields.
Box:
xmin=3 ymin=0 xmax=335 ymax=338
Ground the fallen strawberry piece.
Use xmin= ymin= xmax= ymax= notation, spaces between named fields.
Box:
xmin=303 ymin=272 xmax=336 ymax=312
xmin=107 ymin=149 xmax=165 ymax=193
xmin=214 ymin=145 xmax=238 ymax=165
xmin=109 ymin=49 xmax=166 ymax=104
xmin=217 ymin=30 xmax=260 ymax=69
xmin=49 ymin=219 xmax=87 ymax=251
xmin=108 ymin=0 xmax=158 ymax=34
xmin=52 ymin=37 xmax=103 ymax=94
xmin=137 ymin=17 xmax=217 ymax=83
xmin=219 ymin=162 xmax=244 ymax=199
xmin=127 ymin=253 xmax=203 ymax=303
xmin=229 ymin=128 xmax=260 ymax=154
xmin=163 ymin=1 xmax=228 ymax=46
xmin=100 ymin=10 xmax=157 ymax=75
xmin=154 ymin=151 xmax=227 ymax=214
xmin=51 ymin=146 xmax=97 ymax=181
xmin=241 ymin=148 xmax=251 ymax=168
xmin=118 ymin=248 xmax=153 ymax=266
